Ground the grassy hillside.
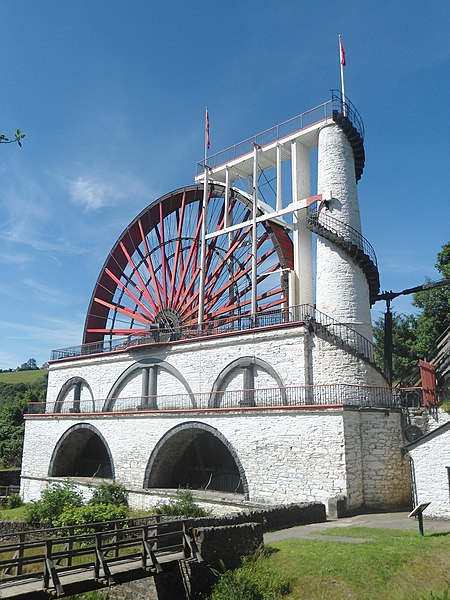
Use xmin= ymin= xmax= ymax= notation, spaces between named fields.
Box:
xmin=0 ymin=370 xmax=47 ymax=384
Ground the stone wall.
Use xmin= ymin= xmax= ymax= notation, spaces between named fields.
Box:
xmin=21 ymin=406 xmax=408 ymax=512
xmin=407 ymin=423 xmax=450 ymax=519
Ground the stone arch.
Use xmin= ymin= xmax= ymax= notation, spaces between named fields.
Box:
xmin=54 ymin=377 xmax=94 ymax=413
xmin=144 ymin=422 xmax=249 ymax=499
xmin=104 ymin=358 xmax=196 ymax=411
xmin=209 ymin=356 xmax=288 ymax=408
xmin=49 ymin=423 xmax=114 ymax=479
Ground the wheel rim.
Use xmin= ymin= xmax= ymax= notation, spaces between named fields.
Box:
xmin=83 ymin=184 xmax=293 ymax=344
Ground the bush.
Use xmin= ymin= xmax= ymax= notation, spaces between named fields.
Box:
xmin=210 ymin=551 xmax=291 ymax=600
xmin=5 ymin=493 xmax=22 ymax=509
xmin=54 ymin=502 xmax=129 ymax=531
xmin=89 ymin=482 xmax=128 ymax=507
xmin=152 ymin=489 xmax=211 ymax=518
xmin=25 ymin=480 xmax=84 ymax=526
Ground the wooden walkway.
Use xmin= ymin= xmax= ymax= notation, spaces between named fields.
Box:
xmin=0 ymin=517 xmax=203 ymax=598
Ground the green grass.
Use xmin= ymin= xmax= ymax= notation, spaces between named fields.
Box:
xmin=0 ymin=370 xmax=47 ymax=384
xmin=0 ymin=504 xmax=29 ymax=521
xmin=265 ymin=527 xmax=450 ymax=600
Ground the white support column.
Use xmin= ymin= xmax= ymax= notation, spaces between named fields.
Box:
xmin=291 ymin=140 xmax=313 ymax=307
xmin=197 ymin=168 xmax=209 ymax=326
xmin=251 ymin=145 xmax=259 ymax=317
xmin=276 ymin=144 xmax=282 ymax=211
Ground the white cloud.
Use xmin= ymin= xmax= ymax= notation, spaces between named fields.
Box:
xmin=68 ymin=174 xmax=150 ymax=211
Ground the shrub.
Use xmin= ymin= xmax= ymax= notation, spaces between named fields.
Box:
xmin=5 ymin=493 xmax=22 ymax=509
xmin=210 ymin=551 xmax=291 ymax=600
xmin=54 ymin=502 xmax=129 ymax=532
xmin=89 ymin=482 xmax=128 ymax=507
xmin=152 ymin=489 xmax=211 ymax=518
xmin=25 ymin=480 xmax=84 ymax=526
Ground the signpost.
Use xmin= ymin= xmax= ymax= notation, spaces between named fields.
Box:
xmin=408 ymin=502 xmax=431 ymax=536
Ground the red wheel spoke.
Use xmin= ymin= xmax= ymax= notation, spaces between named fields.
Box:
xmin=87 ymin=328 xmax=149 ymax=336
xmin=104 ymin=268 xmax=155 ymax=319
xmin=94 ymin=297 xmax=152 ymax=326
xmin=119 ymin=241 xmax=157 ymax=312
xmin=168 ymin=193 xmax=186 ymax=307
xmin=172 ymin=202 xmax=203 ymax=307
xmin=138 ymin=220 xmax=163 ymax=307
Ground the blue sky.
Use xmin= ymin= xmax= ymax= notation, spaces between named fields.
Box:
xmin=0 ymin=0 xmax=449 ymax=369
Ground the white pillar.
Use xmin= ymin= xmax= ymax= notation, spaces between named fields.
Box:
xmin=316 ymin=124 xmax=372 ymax=339
xmin=276 ymin=144 xmax=282 ymax=211
xmin=291 ymin=140 xmax=313 ymax=307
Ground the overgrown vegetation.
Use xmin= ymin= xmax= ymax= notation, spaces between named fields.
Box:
xmin=373 ymin=240 xmax=450 ymax=385
xmin=210 ymin=549 xmax=291 ymax=600
xmin=151 ymin=489 xmax=212 ymax=517
xmin=25 ymin=481 xmax=130 ymax=527
xmin=0 ymin=375 xmax=47 ymax=468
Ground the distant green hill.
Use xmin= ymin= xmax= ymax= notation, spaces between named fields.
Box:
xmin=0 ymin=369 xmax=48 ymax=384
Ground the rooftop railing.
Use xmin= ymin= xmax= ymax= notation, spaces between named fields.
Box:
xmin=25 ymin=384 xmax=423 ymax=416
xmin=196 ymin=90 xmax=364 ymax=174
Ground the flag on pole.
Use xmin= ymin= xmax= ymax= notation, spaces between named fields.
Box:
xmin=339 ymin=36 xmax=346 ymax=66
xmin=205 ymin=107 xmax=210 ymax=151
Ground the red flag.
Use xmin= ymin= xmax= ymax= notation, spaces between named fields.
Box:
xmin=205 ymin=107 xmax=210 ymax=151
xmin=339 ymin=37 xmax=346 ymax=67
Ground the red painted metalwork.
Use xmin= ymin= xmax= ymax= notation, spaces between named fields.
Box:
xmin=83 ymin=184 xmax=294 ymax=344
xmin=419 ymin=359 xmax=438 ymax=407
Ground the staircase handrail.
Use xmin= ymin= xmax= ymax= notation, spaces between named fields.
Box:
xmin=307 ymin=202 xmax=377 ymax=268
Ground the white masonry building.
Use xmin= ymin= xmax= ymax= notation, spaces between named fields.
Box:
xmin=21 ymin=93 xmax=412 ymax=515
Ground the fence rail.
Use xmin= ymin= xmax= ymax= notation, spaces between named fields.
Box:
xmin=25 ymin=384 xmax=423 ymax=416
xmin=0 ymin=515 xmax=202 ymax=597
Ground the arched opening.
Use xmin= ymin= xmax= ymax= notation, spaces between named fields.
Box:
xmin=54 ymin=377 xmax=94 ymax=413
xmin=145 ymin=423 xmax=248 ymax=498
xmin=209 ymin=356 xmax=287 ymax=408
xmin=49 ymin=424 xmax=114 ymax=479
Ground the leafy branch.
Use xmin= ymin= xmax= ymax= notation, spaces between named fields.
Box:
xmin=0 ymin=129 xmax=26 ymax=147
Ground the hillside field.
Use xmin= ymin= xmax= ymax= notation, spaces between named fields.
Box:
xmin=0 ymin=370 xmax=47 ymax=385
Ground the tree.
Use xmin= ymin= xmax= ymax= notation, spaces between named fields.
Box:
xmin=373 ymin=240 xmax=450 ymax=384
xmin=412 ymin=241 xmax=450 ymax=360
xmin=18 ymin=358 xmax=39 ymax=371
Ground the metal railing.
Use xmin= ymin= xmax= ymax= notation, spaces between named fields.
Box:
xmin=24 ymin=383 xmax=422 ymax=416
xmin=330 ymin=89 xmax=365 ymax=140
xmin=196 ymin=91 xmax=364 ymax=174
xmin=307 ymin=202 xmax=377 ymax=269
xmin=50 ymin=303 xmax=377 ymax=366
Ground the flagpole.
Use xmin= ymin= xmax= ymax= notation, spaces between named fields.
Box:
xmin=198 ymin=107 xmax=209 ymax=328
xmin=339 ymin=35 xmax=347 ymax=116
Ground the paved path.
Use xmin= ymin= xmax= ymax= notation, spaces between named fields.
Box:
xmin=265 ymin=512 xmax=450 ymax=544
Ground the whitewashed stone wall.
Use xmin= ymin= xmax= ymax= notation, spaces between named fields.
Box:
xmin=46 ymin=327 xmax=309 ymax=410
xmin=21 ymin=406 xmax=408 ymax=513
xmin=46 ymin=324 xmax=386 ymax=413
xmin=407 ymin=424 xmax=450 ymax=519
xmin=316 ymin=123 xmax=373 ymax=341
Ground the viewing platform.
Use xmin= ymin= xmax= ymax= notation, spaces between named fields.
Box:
xmin=195 ymin=90 xmax=365 ymax=184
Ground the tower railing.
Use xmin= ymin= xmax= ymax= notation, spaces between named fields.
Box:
xmin=330 ymin=89 xmax=365 ymax=141
xmin=307 ymin=202 xmax=377 ymax=268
